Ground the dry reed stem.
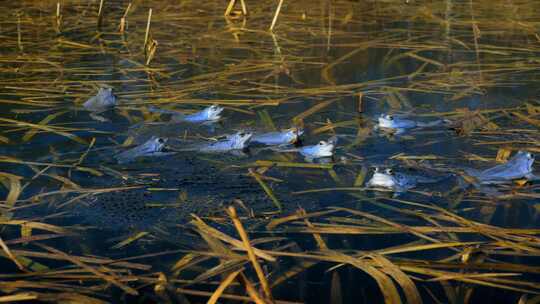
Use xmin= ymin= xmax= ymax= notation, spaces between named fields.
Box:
xmin=97 ymin=0 xmax=105 ymax=27
xmin=0 ymin=172 xmax=22 ymax=208
xmin=239 ymin=272 xmax=268 ymax=304
xmin=0 ymin=236 xmax=25 ymax=271
xmin=227 ymin=206 xmax=273 ymax=302
xmin=0 ymin=117 xmax=88 ymax=145
xmin=300 ymin=209 xmax=328 ymax=250
xmin=292 ymin=97 xmax=339 ymax=124
xmin=240 ymin=0 xmax=248 ymax=15
xmin=17 ymin=15 xmax=23 ymax=52
xmin=177 ymin=288 xmax=300 ymax=304
xmin=1 ymin=0 xmax=540 ymax=300
xmin=248 ymin=168 xmax=282 ymax=211
xmin=191 ymin=216 xmax=276 ymax=262
xmin=55 ymin=2 xmax=61 ymax=31
xmin=119 ymin=2 xmax=132 ymax=33
xmin=224 ymin=0 xmax=236 ymax=16
xmin=146 ymin=39 xmax=158 ymax=65
xmin=207 ymin=268 xmax=243 ymax=304
xmin=269 ymin=0 xmax=284 ymax=31
xmin=143 ymin=8 xmax=152 ymax=52
xmin=37 ymin=245 xmax=138 ymax=295
xmin=357 ymin=92 xmax=364 ymax=113
xmin=0 ymin=293 xmax=39 ymax=302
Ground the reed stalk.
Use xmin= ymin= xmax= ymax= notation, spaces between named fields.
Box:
xmin=269 ymin=0 xmax=284 ymax=31
xmin=97 ymin=0 xmax=104 ymax=27
xmin=119 ymin=2 xmax=132 ymax=33
xmin=227 ymin=207 xmax=273 ymax=302
xmin=144 ymin=8 xmax=153 ymax=53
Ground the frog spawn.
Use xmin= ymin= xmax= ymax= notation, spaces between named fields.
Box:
xmin=69 ymin=159 xmax=259 ymax=233
xmin=74 ymin=189 xmax=177 ymax=231
xmin=70 ymin=156 xmax=319 ymax=234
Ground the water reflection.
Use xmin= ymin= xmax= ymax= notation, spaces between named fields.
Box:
xmin=0 ymin=0 xmax=539 ymax=302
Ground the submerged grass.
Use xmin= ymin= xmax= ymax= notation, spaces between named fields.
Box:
xmin=0 ymin=0 xmax=539 ymax=303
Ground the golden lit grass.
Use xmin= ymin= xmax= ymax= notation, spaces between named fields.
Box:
xmin=0 ymin=0 xmax=539 ymax=302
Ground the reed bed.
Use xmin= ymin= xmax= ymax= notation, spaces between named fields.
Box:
xmin=0 ymin=0 xmax=539 ymax=303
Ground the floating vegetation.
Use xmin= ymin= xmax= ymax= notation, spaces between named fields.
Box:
xmin=0 ymin=0 xmax=539 ymax=303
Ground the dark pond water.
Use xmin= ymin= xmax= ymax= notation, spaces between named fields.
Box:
xmin=1 ymin=0 xmax=539 ymax=303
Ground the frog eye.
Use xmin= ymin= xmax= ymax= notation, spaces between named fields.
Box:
xmin=385 ymin=169 xmax=393 ymax=175
xmin=387 ymin=115 xmax=393 ymax=120
xmin=527 ymin=152 xmax=533 ymax=159
xmin=374 ymin=167 xmax=380 ymax=172
xmin=319 ymin=141 xmax=326 ymax=146
xmin=157 ymin=138 xmax=165 ymax=144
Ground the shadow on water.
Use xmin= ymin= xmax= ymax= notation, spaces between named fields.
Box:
xmin=0 ymin=0 xmax=539 ymax=303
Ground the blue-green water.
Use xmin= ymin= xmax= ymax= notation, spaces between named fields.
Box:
xmin=1 ymin=0 xmax=539 ymax=303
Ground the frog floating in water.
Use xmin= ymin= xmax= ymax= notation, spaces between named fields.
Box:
xmin=169 ymin=131 xmax=252 ymax=154
xmin=82 ymin=87 xmax=118 ymax=121
xmin=463 ymin=151 xmax=537 ymax=184
xmin=273 ymin=136 xmax=336 ymax=162
xmin=299 ymin=138 xmax=335 ymax=159
xmin=251 ymin=127 xmax=304 ymax=146
xmin=128 ymin=105 xmax=224 ymax=144
xmin=115 ymin=136 xmax=174 ymax=164
xmin=83 ymin=87 xmax=117 ymax=110
xmin=366 ymin=167 xmax=442 ymax=193
xmin=376 ymin=114 xmax=447 ymax=134
xmin=148 ymin=105 xmax=223 ymax=123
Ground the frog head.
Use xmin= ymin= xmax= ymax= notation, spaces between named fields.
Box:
xmin=284 ymin=127 xmax=304 ymax=144
xmin=513 ymin=151 xmax=535 ymax=174
xmin=311 ymin=140 xmax=335 ymax=158
xmin=228 ymin=131 xmax=252 ymax=149
xmin=202 ymin=105 xmax=224 ymax=121
xmin=367 ymin=167 xmax=397 ymax=188
xmin=377 ymin=114 xmax=396 ymax=128
xmin=97 ymin=87 xmax=117 ymax=107
xmin=146 ymin=136 xmax=167 ymax=152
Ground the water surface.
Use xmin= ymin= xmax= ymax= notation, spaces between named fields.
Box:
xmin=1 ymin=0 xmax=539 ymax=303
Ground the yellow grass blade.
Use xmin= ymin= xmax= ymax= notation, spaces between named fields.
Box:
xmin=0 ymin=117 xmax=88 ymax=145
xmin=227 ymin=206 xmax=273 ymax=301
xmin=22 ymin=111 xmax=67 ymax=142
xmin=207 ymin=269 xmax=243 ymax=304
xmin=0 ymin=172 xmax=22 ymax=208
xmin=111 ymin=232 xmax=149 ymax=249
